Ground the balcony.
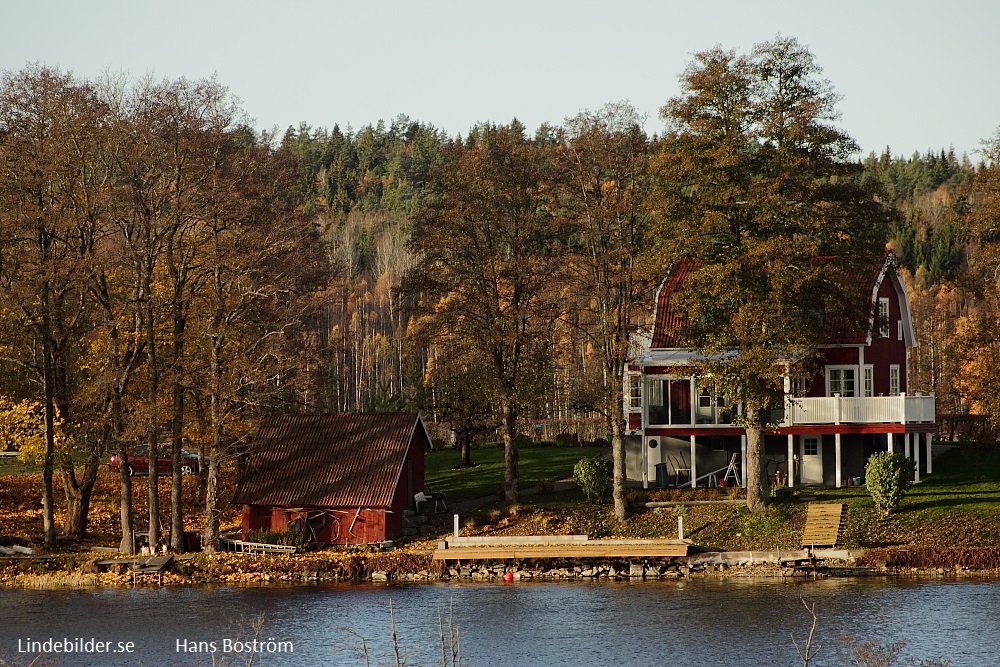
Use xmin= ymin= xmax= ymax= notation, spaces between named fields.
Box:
xmin=786 ymin=394 xmax=935 ymax=426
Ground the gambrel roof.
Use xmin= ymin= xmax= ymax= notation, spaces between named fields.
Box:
xmin=650 ymin=253 xmax=915 ymax=350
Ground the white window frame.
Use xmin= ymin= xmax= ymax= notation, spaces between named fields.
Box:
xmin=803 ymin=436 xmax=819 ymax=456
xmin=627 ymin=374 xmax=642 ymax=410
xmin=879 ymin=298 xmax=890 ymax=338
xmin=863 ymin=365 xmax=874 ymax=398
xmin=897 ymin=320 xmax=903 ymax=341
xmin=889 ymin=364 xmax=900 ymax=396
xmin=826 ymin=366 xmax=858 ymax=397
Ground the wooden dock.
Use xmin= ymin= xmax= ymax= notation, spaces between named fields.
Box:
xmin=800 ymin=503 xmax=845 ymax=548
xmin=433 ymin=535 xmax=688 ymax=561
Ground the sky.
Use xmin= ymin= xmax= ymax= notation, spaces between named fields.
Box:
xmin=3 ymin=0 xmax=998 ymax=159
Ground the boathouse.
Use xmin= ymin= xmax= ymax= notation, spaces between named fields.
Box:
xmin=233 ymin=413 xmax=431 ymax=545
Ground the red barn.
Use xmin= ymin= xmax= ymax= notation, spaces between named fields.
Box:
xmin=233 ymin=413 xmax=431 ymax=545
xmin=625 ymin=254 xmax=936 ymax=488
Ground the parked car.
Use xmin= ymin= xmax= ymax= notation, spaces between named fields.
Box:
xmin=108 ymin=445 xmax=200 ymax=476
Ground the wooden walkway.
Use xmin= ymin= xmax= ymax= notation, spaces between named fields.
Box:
xmin=433 ymin=536 xmax=688 ymax=561
xmin=800 ymin=503 xmax=845 ymax=548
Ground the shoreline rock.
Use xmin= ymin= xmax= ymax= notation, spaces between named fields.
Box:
xmin=3 ymin=549 xmax=1000 ymax=589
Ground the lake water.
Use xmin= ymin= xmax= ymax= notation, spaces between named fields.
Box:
xmin=0 ymin=577 xmax=995 ymax=666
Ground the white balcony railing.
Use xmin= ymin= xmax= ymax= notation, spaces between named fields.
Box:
xmin=786 ymin=394 xmax=935 ymax=426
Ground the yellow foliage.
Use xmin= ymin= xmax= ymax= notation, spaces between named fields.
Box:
xmin=0 ymin=396 xmax=71 ymax=460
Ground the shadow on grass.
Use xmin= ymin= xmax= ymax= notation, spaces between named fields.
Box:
xmin=901 ymin=494 xmax=1000 ymax=512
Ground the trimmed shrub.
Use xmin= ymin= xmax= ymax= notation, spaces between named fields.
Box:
xmin=865 ymin=452 xmax=915 ymax=516
xmin=574 ymin=455 xmax=612 ymax=504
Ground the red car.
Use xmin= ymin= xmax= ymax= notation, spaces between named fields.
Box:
xmin=108 ymin=445 xmax=200 ymax=476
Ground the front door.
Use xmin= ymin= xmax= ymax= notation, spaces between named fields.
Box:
xmin=800 ymin=436 xmax=823 ymax=485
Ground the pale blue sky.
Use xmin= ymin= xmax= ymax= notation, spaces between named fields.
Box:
xmin=4 ymin=0 xmax=997 ymax=159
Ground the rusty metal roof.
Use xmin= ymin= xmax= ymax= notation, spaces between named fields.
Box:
xmin=651 ymin=258 xmax=699 ymax=348
xmin=232 ymin=413 xmax=427 ymax=509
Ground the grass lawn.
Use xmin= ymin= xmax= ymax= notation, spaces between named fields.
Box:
xmin=676 ymin=446 xmax=1000 ymax=550
xmin=425 ymin=445 xmax=608 ymax=502
xmin=439 ymin=445 xmax=1000 ymax=552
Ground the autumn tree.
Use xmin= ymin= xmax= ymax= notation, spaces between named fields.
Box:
xmin=653 ymin=37 xmax=891 ymax=512
xmin=556 ymin=103 xmax=655 ymax=519
xmin=195 ymin=130 xmax=327 ymax=550
xmin=952 ymin=128 xmax=1000 ymax=429
xmin=409 ymin=123 xmax=566 ymax=503
xmin=421 ymin=339 xmax=494 ymax=469
xmin=0 ymin=66 xmax=110 ymax=544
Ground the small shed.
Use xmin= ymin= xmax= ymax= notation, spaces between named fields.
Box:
xmin=233 ymin=412 xmax=431 ymax=545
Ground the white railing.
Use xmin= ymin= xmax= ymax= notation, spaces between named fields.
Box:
xmin=786 ymin=394 xmax=935 ymax=426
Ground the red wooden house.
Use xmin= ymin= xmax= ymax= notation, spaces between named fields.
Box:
xmin=233 ymin=413 xmax=431 ymax=545
xmin=625 ymin=254 xmax=936 ymax=488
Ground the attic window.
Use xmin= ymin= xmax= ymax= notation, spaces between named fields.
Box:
xmin=897 ymin=320 xmax=903 ymax=341
xmin=879 ymin=298 xmax=890 ymax=338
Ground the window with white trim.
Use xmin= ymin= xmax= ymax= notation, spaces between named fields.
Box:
xmin=897 ymin=320 xmax=903 ymax=341
xmin=863 ymin=366 xmax=874 ymax=398
xmin=879 ymin=298 xmax=890 ymax=338
xmin=827 ymin=366 xmax=857 ymax=397
xmin=803 ymin=437 xmax=819 ymax=456
xmin=628 ymin=374 xmax=642 ymax=409
xmin=696 ymin=381 xmax=731 ymax=424
xmin=889 ymin=365 xmax=900 ymax=396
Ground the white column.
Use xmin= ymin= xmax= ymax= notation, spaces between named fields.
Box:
xmin=914 ymin=432 xmax=921 ymax=483
xmin=689 ymin=435 xmax=697 ymax=489
xmin=740 ymin=435 xmax=747 ymax=488
xmin=690 ymin=376 xmax=697 ymax=426
xmin=835 ymin=433 xmax=842 ymax=488
xmin=926 ymin=433 xmax=933 ymax=475
xmin=642 ymin=437 xmax=649 ymax=489
xmin=904 ymin=433 xmax=911 ymax=460
xmin=887 ymin=433 xmax=893 ymax=453
xmin=787 ymin=434 xmax=795 ymax=488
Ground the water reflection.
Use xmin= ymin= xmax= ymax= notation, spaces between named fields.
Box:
xmin=0 ymin=578 xmax=994 ymax=666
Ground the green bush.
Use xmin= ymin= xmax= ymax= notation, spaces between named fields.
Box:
xmin=865 ymin=452 xmax=915 ymax=516
xmin=574 ymin=455 xmax=612 ymax=504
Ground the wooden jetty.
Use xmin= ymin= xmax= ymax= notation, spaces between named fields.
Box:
xmin=432 ymin=535 xmax=688 ymax=561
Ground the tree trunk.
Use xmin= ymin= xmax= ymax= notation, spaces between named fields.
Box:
xmin=611 ymin=416 xmax=629 ymax=520
xmin=147 ymin=443 xmax=160 ymax=550
xmin=60 ymin=452 xmax=100 ymax=539
xmin=169 ymin=380 xmax=185 ymax=552
xmin=203 ymin=339 xmax=223 ymax=552
xmin=744 ymin=416 xmax=770 ymax=513
xmin=459 ymin=432 xmax=474 ymax=469
xmin=202 ymin=444 xmax=222 ymax=552
xmin=501 ymin=401 xmax=519 ymax=504
xmin=40 ymin=280 xmax=57 ymax=547
xmin=118 ymin=442 xmax=135 ymax=553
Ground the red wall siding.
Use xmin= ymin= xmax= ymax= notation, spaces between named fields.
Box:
xmin=628 ymin=413 xmax=643 ymax=430
xmin=867 ymin=279 xmax=908 ymax=394
xmin=809 ymin=278 xmax=909 ymax=397
xmin=808 ymin=347 xmax=859 ymax=397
